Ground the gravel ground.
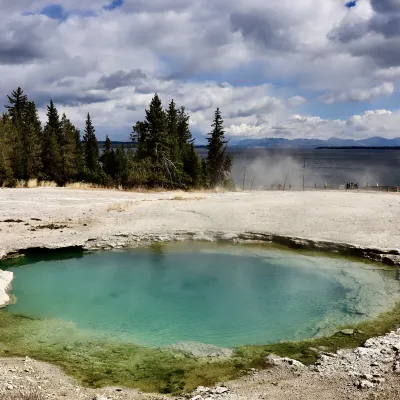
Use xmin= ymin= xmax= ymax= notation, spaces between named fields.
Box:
xmin=0 ymin=187 xmax=399 ymax=399
xmin=0 ymin=188 xmax=398 ymax=256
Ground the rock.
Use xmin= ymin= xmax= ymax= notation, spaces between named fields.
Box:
xmin=340 ymin=329 xmax=354 ymax=336
xmin=93 ymin=396 xmax=107 ymax=400
xmin=392 ymin=343 xmax=400 ymax=351
xmin=195 ymin=386 xmax=211 ymax=394
xmin=0 ymin=270 xmax=14 ymax=308
xmin=371 ymin=362 xmax=380 ymax=367
xmin=214 ymin=386 xmax=229 ymax=394
xmin=358 ymin=380 xmax=375 ymax=389
xmin=219 ymin=232 xmax=238 ymax=241
xmin=361 ymin=374 xmax=373 ymax=380
xmin=354 ymin=347 xmax=381 ymax=357
xmin=393 ymin=361 xmax=400 ymax=373
xmin=266 ymin=354 xmax=305 ymax=369
xmin=190 ymin=396 xmax=203 ymax=400
xmin=6 ymin=384 xmax=13 ymax=390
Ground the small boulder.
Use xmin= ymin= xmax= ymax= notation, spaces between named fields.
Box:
xmin=266 ymin=353 xmax=305 ymax=369
xmin=358 ymin=380 xmax=375 ymax=389
xmin=361 ymin=374 xmax=373 ymax=380
xmin=393 ymin=343 xmax=400 ymax=351
xmin=214 ymin=386 xmax=228 ymax=394
xmin=194 ymin=386 xmax=211 ymax=394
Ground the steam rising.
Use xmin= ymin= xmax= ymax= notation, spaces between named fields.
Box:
xmin=229 ymin=150 xmax=400 ymax=189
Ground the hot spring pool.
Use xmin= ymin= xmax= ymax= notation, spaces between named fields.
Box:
xmin=5 ymin=244 xmax=400 ymax=348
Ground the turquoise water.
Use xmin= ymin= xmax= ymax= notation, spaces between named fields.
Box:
xmin=5 ymin=244 xmax=399 ymax=347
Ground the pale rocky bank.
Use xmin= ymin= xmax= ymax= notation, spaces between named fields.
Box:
xmin=0 ymin=187 xmax=399 ymax=399
xmin=0 ymin=270 xmax=13 ymax=308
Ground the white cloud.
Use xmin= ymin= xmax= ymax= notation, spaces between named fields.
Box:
xmin=322 ymin=82 xmax=395 ymax=104
xmin=1 ymin=0 xmax=400 ymax=142
xmin=374 ymin=67 xmax=400 ymax=80
xmin=224 ymin=109 xmax=400 ymax=141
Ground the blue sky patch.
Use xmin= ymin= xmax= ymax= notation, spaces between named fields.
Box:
xmin=104 ymin=0 xmax=124 ymax=11
xmin=345 ymin=1 xmax=357 ymax=9
xmin=39 ymin=4 xmax=67 ymax=20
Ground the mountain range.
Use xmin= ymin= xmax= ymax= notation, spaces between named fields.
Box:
xmin=232 ymin=136 xmax=400 ymax=148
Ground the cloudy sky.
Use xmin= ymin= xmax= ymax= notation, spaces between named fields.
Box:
xmin=2 ymin=0 xmax=400 ymax=143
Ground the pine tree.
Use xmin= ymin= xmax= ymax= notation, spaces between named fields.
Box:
xmin=176 ymin=106 xmax=201 ymax=186
xmin=24 ymin=101 xmax=42 ymax=178
xmin=101 ymin=135 xmax=116 ymax=178
xmin=166 ymin=100 xmax=180 ymax=165
xmin=177 ymin=106 xmax=193 ymax=152
xmin=114 ymin=145 xmax=129 ymax=185
xmin=0 ymin=114 xmax=15 ymax=186
xmin=185 ymin=143 xmax=202 ymax=188
xmin=83 ymin=113 xmax=99 ymax=174
xmin=42 ymin=100 xmax=62 ymax=182
xmin=144 ymin=93 xmax=168 ymax=161
xmin=131 ymin=121 xmax=148 ymax=160
xmin=206 ymin=108 xmax=232 ymax=188
xmin=5 ymin=89 xmax=42 ymax=179
xmin=73 ymin=127 xmax=84 ymax=180
xmin=59 ymin=114 xmax=80 ymax=183
xmin=5 ymin=87 xmax=28 ymax=125
xmin=201 ymin=158 xmax=209 ymax=188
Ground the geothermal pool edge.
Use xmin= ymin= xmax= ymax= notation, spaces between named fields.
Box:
xmin=1 ymin=230 xmax=399 ymax=309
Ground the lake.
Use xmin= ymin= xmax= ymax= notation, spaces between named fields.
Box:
xmin=197 ymin=148 xmax=400 ymax=189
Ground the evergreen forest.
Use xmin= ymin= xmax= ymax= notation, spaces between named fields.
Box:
xmin=0 ymin=89 xmax=232 ymax=190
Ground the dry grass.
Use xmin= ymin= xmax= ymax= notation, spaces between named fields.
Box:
xmin=15 ymin=179 xmax=57 ymax=188
xmin=64 ymin=182 xmax=99 ymax=190
xmin=3 ymin=389 xmax=44 ymax=400
xmin=106 ymin=201 xmax=135 ymax=212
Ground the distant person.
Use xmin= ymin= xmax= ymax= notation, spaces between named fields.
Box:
xmin=315 ymin=183 xmax=317 ymax=189
xmin=324 ymin=182 xmax=327 ymax=190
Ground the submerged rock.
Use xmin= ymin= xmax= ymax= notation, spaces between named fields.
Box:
xmin=340 ymin=329 xmax=355 ymax=335
xmin=169 ymin=342 xmax=233 ymax=359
